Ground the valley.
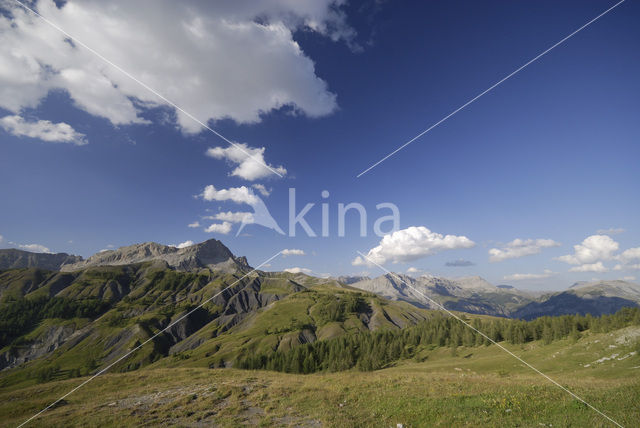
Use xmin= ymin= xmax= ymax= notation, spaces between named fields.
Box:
xmin=0 ymin=241 xmax=639 ymax=427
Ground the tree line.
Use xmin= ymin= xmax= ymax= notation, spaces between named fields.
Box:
xmin=235 ymin=307 xmax=640 ymax=374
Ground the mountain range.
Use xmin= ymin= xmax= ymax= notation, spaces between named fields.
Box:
xmin=2 ymin=241 xmax=639 ymax=321
xmin=348 ymin=273 xmax=640 ymax=319
xmin=0 ymin=239 xmax=638 ymax=378
xmin=0 ymin=240 xmax=431 ymax=377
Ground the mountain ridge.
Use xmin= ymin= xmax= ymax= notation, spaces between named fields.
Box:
xmin=59 ymin=239 xmax=249 ymax=273
xmin=0 ymin=249 xmax=83 ymax=271
xmin=349 ymin=273 xmax=640 ymax=319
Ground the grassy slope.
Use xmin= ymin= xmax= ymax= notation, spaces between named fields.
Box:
xmin=1 ymin=325 xmax=638 ymax=427
xmin=0 ymin=268 xmax=439 ymax=391
xmin=153 ymin=285 xmax=434 ymax=368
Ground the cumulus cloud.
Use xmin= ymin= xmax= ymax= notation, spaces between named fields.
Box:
xmin=0 ymin=234 xmax=3 ymax=243
xmin=618 ymin=247 xmax=640 ymax=264
xmin=172 ymin=240 xmax=194 ymax=249
xmin=206 ymin=144 xmax=286 ymax=181
xmin=406 ymin=267 xmax=421 ymax=274
xmin=622 ymin=276 xmax=636 ymax=281
xmin=569 ymin=262 xmax=608 ymax=273
xmin=204 ymin=222 xmax=232 ymax=234
xmin=187 ymin=221 xmax=200 ymax=228
xmin=0 ymin=0 xmax=346 ymax=133
xmin=201 ymin=185 xmax=258 ymax=205
xmin=503 ymin=269 xmax=554 ymax=281
xmin=597 ymin=227 xmax=625 ymax=235
xmin=556 ymin=235 xmax=619 ymax=265
xmin=445 ymin=259 xmax=475 ymax=267
xmin=609 ymin=247 xmax=640 ymax=271
xmin=282 ymin=249 xmax=305 ymax=256
xmin=0 ymin=115 xmax=87 ymax=145
xmin=252 ymin=184 xmax=271 ymax=197
xmin=19 ymin=243 xmax=51 ymax=253
xmin=205 ymin=211 xmax=254 ymax=224
xmin=352 ymin=226 xmax=475 ymax=266
xmin=614 ymin=263 xmax=640 ymax=271
xmin=489 ymin=238 xmax=560 ymax=262
xmin=284 ymin=267 xmax=312 ymax=275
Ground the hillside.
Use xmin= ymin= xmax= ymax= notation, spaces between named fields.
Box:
xmin=2 ymin=320 xmax=638 ymax=427
xmin=0 ymin=263 xmax=433 ymax=387
xmin=1 ymin=240 xmax=639 ymax=426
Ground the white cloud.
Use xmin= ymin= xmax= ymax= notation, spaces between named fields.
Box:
xmin=556 ymin=235 xmax=619 ymax=265
xmin=205 ymin=222 xmax=232 ymax=234
xmin=503 ymin=269 xmax=554 ymax=281
xmin=0 ymin=0 xmax=344 ymax=134
xmin=614 ymin=263 xmax=640 ymax=271
xmin=284 ymin=267 xmax=312 ymax=275
xmin=352 ymin=226 xmax=475 ymax=266
xmin=201 ymin=185 xmax=258 ymax=205
xmin=489 ymin=238 xmax=560 ymax=262
xmin=282 ymin=249 xmax=305 ymax=256
xmin=206 ymin=144 xmax=286 ymax=181
xmin=0 ymin=115 xmax=87 ymax=145
xmin=205 ymin=211 xmax=254 ymax=223
xmin=610 ymin=247 xmax=640 ymax=271
xmin=19 ymin=243 xmax=51 ymax=253
xmin=174 ymin=240 xmax=194 ymax=249
xmin=569 ymin=262 xmax=608 ymax=273
xmin=597 ymin=227 xmax=625 ymax=235
xmin=252 ymin=184 xmax=271 ymax=197
xmin=406 ymin=267 xmax=420 ymax=274
xmin=187 ymin=221 xmax=200 ymax=228
xmin=0 ymin=234 xmax=3 ymax=243
xmin=623 ymin=276 xmax=636 ymax=281
xmin=618 ymin=247 xmax=640 ymax=264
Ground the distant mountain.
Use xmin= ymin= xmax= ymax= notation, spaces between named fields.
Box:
xmin=350 ymin=274 xmax=640 ymax=319
xmin=334 ymin=275 xmax=370 ymax=285
xmin=0 ymin=249 xmax=82 ymax=271
xmin=60 ymin=239 xmax=249 ymax=273
xmin=512 ymin=280 xmax=640 ymax=320
xmin=350 ymin=274 xmax=532 ymax=316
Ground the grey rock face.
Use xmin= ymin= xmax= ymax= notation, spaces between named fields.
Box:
xmin=60 ymin=239 xmax=250 ymax=273
xmin=0 ymin=249 xmax=83 ymax=271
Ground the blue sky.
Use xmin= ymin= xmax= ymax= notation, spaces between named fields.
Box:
xmin=1 ymin=0 xmax=639 ymax=289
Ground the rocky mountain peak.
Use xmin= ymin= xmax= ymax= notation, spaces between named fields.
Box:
xmin=60 ymin=239 xmax=249 ymax=272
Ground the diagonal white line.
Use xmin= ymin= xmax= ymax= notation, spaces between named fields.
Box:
xmin=17 ymin=250 xmax=283 ymax=428
xmin=356 ymin=251 xmax=624 ymax=427
xmin=9 ymin=0 xmax=283 ymax=178
xmin=356 ymin=0 xmax=626 ymax=178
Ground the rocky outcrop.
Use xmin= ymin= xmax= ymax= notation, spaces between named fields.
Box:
xmin=60 ymin=239 xmax=250 ymax=273
xmin=0 ymin=249 xmax=83 ymax=271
